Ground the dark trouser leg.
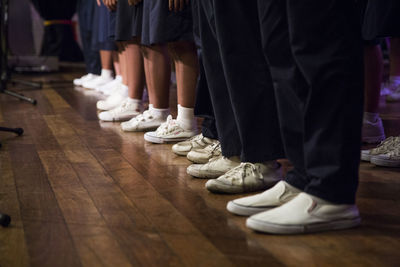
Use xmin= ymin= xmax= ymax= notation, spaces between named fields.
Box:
xmin=196 ymin=0 xmax=241 ymax=157
xmin=259 ymin=0 xmax=363 ymax=204
xmin=204 ymin=0 xmax=284 ymax=163
xmin=77 ymin=0 xmax=101 ymax=75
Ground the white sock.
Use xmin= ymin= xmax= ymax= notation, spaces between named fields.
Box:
xmin=117 ymin=84 xmax=129 ymax=97
xmin=126 ymin=97 xmax=141 ymax=104
xmin=150 ymin=105 xmax=169 ymax=119
xmin=101 ymin=69 xmax=113 ymax=78
xmin=176 ymin=104 xmax=195 ymax=131
xmin=364 ymin=112 xmax=379 ymax=123
xmin=389 ymin=75 xmax=400 ymax=85
xmin=115 ymin=75 xmax=123 ymax=82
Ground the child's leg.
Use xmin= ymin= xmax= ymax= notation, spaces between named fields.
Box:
xmin=168 ymin=41 xmax=199 ymax=108
xmin=113 ymin=51 xmax=121 ymax=77
xmin=100 ymin=50 xmax=114 ymax=71
xmin=125 ymin=39 xmax=145 ymax=100
xmin=141 ymin=44 xmax=171 ymax=109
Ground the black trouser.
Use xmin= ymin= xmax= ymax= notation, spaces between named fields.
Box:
xmin=77 ymin=0 xmax=101 ymax=74
xmin=258 ymin=0 xmax=364 ymax=204
xmin=194 ymin=0 xmax=284 ymax=163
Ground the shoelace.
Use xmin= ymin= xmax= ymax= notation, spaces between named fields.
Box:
xmin=386 ymin=145 xmax=400 ymax=157
xmin=156 ymin=115 xmax=182 ymax=135
xmin=225 ymin=163 xmax=263 ymax=184
xmin=134 ymin=110 xmax=154 ymax=122
xmin=205 ymin=142 xmax=221 ymax=154
xmin=109 ymin=100 xmax=135 ymax=115
xmin=372 ymin=136 xmax=400 ymax=153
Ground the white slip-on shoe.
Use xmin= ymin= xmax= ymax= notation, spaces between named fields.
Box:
xmin=83 ymin=74 xmax=114 ymax=90
xmin=246 ymin=192 xmax=361 ymax=234
xmin=172 ymin=134 xmax=217 ymax=156
xmin=362 ymin=116 xmax=386 ymax=144
xmin=227 ymin=181 xmax=301 ymax=216
xmin=187 ymin=156 xmax=240 ymax=179
xmin=144 ymin=115 xmax=197 ymax=144
xmin=205 ymin=162 xmax=282 ymax=194
xmin=96 ymin=85 xmax=128 ymax=111
xmin=370 ymin=145 xmax=400 ymax=167
xmin=73 ymin=73 xmax=99 ymax=86
xmin=361 ymin=136 xmax=400 ymax=161
xmin=98 ymin=99 xmax=142 ymax=122
xmin=120 ymin=110 xmax=167 ymax=132
xmin=187 ymin=142 xmax=222 ymax=164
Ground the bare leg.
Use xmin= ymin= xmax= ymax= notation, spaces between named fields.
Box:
xmin=390 ymin=37 xmax=400 ymax=77
xmin=113 ymin=51 xmax=121 ymax=77
xmin=141 ymin=44 xmax=171 ymax=109
xmin=364 ymin=45 xmax=383 ymax=113
xmin=125 ymin=38 xmax=145 ymax=100
xmin=100 ymin=50 xmax=113 ymax=70
xmin=167 ymin=41 xmax=199 ymax=108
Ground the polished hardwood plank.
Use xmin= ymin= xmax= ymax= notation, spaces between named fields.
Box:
xmin=0 ymin=70 xmax=399 ymax=267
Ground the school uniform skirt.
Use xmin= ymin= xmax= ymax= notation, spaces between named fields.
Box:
xmin=93 ymin=2 xmax=117 ymax=50
xmin=114 ymin=0 xmax=143 ymax=41
xmin=141 ymin=0 xmax=193 ymax=45
xmin=362 ymin=0 xmax=400 ymax=39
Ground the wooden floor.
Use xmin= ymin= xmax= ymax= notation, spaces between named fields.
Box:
xmin=1 ymin=67 xmax=400 ymax=267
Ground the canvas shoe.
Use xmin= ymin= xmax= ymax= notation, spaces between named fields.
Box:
xmin=246 ymin=193 xmax=361 ymax=234
xmin=187 ymin=155 xmax=240 ymax=179
xmin=205 ymin=162 xmax=282 ymax=194
xmin=121 ymin=110 xmax=167 ymax=132
xmin=172 ymin=134 xmax=217 ymax=156
xmin=96 ymin=85 xmax=128 ymax=111
xmin=227 ymin=181 xmax=301 ymax=216
xmin=83 ymin=74 xmax=114 ymax=90
xmin=370 ymin=145 xmax=400 ymax=167
xmin=361 ymin=136 xmax=400 ymax=161
xmin=144 ymin=115 xmax=197 ymax=144
xmin=362 ymin=116 xmax=386 ymax=144
xmin=386 ymin=84 xmax=400 ymax=102
xmin=187 ymin=142 xmax=222 ymax=164
xmin=97 ymin=76 xmax=123 ymax=94
xmin=73 ymin=73 xmax=99 ymax=86
xmin=98 ymin=99 xmax=142 ymax=122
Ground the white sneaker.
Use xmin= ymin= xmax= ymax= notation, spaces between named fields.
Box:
xmin=73 ymin=73 xmax=99 ymax=86
xmin=205 ymin=162 xmax=282 ymax=194
xmin=97 ymin=76 xmax=123 ymax=94
xmin=186 ymin=156 xmax=240 ymax=179
xmin=144 ymin=115 xmax=197 ymax=144
xmin=227 ymin=181 xmax=301 ymax=216
xmin=96 ymin=85 xmax=128 ymax=111
xmin=386 ymin=84 xmax=400 ymax=102
xmin=121 ymin=110 xmax=167 ymax=132
xmin=83 ymin=75 xmax=114 ymax=90
xmin=171 ymin=134 xmax=217 ymax=156
xmin=362 ymin=116 xmax=386 ymax=143
xmin=370 ymin=145 xmax=400 ymax=167
xmin=361 ymin=136 xmax=400 ymax=161
xmin=246 ymin=193 xmax=361 ymax=234
xmin=187 ymin=142 xmax=222 ymax=164
xmin=98 ymin=99 xmax=142 ymax=122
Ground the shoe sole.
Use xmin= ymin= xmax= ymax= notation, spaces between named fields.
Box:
xmin=246 ymin=217 xmax=361 ymax=234
xmin=186 ymin=154 xmax=210 ymax=164
xmin=144 ymin=133 xmax=190 ymax=144
xmin=172 ymin=150 xmax=189 ymax=156
xmin=360 ymin=152 xmax=371 ymax=162
xmin=122 ymin=126 xmax=159 ymax=132
xmin=206 ymin=179 xmax=278 ymax=194
xmin=370 ymin=157 xmax=400 ymax=167
xmin=226 ymin=201 xmax=272 ymax=216
xmin=99 ymin=114 xmax=139 ymax=122
xmin=186 ymin=167 xmax=225 ymax=179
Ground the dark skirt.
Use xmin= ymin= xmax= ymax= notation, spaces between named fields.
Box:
xmin=115 ymin=0 xmax=143 ymax=41
xmin=141 ymin=0 xmax=193 ymax=46
xmin=93 ymin=2 xmax=117 ymax=50
xmin=362 ymin=0 xmax=400 ymax=40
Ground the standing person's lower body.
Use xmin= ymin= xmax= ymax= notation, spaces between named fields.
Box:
xmin=187 ymin=0 xmax=285 ymax=194
xmin=228 ymin=0 xmax=364 ymax=234
xmin=73 ymin=0 xmax=101 ymax=86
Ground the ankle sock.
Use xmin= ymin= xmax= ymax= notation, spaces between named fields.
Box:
xmin=364 ymin=112 xmax=379 ymax=123
xmin=176 ymin=104 xmax=195 ymax=131
xmin=101 ymin=69 xmax=113 ymax=78
xmin=150 ymin=104 xmax=169 ymax=119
